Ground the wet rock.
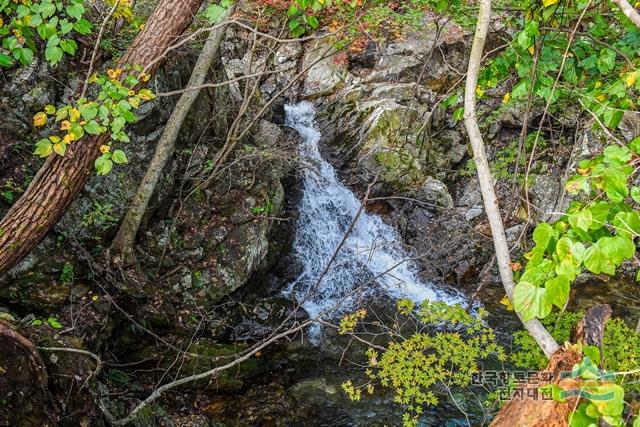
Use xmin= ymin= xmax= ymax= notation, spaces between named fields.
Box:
xmin=357 ymin=100 xmax=425 ymax=191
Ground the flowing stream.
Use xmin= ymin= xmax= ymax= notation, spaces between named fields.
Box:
xmin=284 ymin=102 xmax=461 ymax=323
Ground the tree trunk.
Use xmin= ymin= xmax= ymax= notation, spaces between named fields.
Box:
xmin=463 ymin=0 xmax=560 ymax=358
xmin=109 ymin=5 xmax=234 ymax=263
xmin=0 ymin=0 xmax=204 ymax=276
xmin=611 ymin=0 xmax=640 ymax=29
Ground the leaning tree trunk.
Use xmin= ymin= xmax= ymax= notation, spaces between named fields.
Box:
xmin=463 ymin=0 xmax=559 ymax=357
xmin=464 ymin=0 xmax=558 ymax=358
xmin=109 ymin=5 xmax=234 ymax=264
xmin=0 ymin=0 xmax=204 ymax=275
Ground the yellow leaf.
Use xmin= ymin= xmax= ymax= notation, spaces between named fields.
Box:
xmin=503 ymin=92 xmax=511 ymax=104
xmin=543 ymin=0 xmax=558 ymax=6
xmin=626 ymin=71 xmax=638 ymax=87
xmin=476 ymin=87 xmax=484 ymax=97
xmin=528 ymin=45 xmax=535 ymax=55
xmin=49 ymin=135 xmax=60 ymax=143
xmin=0 ymin=18 xmax=4 ymax=28
xmin=70 ymin=108 xmax=81 ymax=122
xmin=53 ymin=142 xmax=66 ymax=156
xmin=63 ymin=133 xmax=75 ymax=144
xmin=33 ymin=112 xmax=47 ymax=127
xmin=595 ymin=80 xmax=603 ymax=89
xmin=100 ymin=145 xmax=110 ymax=154
xmin=500 ymin=295 xmax=514 ymax=311
xmin=44 ymin=104 xmax=56 ymax=115
xmin=597 ymin=94 xmax=606 ymax=102
xmin=635 ymin=1 xmax=640 ymax=7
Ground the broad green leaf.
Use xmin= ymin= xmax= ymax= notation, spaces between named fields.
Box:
xmin=0 ymin=53 xmax=13 ymax=67
xmin=79 ymin=103 xmax=97 ymax=121
xmin=83 ymin=120 xmax=102 ymax=135
xmin=584 ymin=244 xmax=615 ymax=275
xmin=569 ymin=209 xmax=592 ymax=232
xmin=34 ymin=139 xmax=53 ymax=158
xmin=569 ymin=402 xmax=598 ymax=427
xmin=45 ymin=46 xmax=63 ymax=65
xmin=95 ymin=155 xmax=113 ymax=175
xmin=587 ymin=201 xmax=611 ymax=229
xmin=533 ymin=222 xmax=556 ymax=248
xmin=612 ymin=210 xmax=640 ymax=239
xmin=111 ymin=149 xmax=128 ymax=164
xmin=599 ymin=236 xmax=635 ymax=265
xmin=545 ymin=275 xmax=570 ymax=308
xmin=513 ymin=281 xmax=552 ymax=321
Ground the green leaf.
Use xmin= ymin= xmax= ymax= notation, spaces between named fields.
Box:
xmin=588 ymin=201 xmax=611 ymax=229
xmin=584 ymin=244 xmax=615 ymax=275
xmin=73 ymin=19 xmax=93 ymax=35
xmin=14 ymin=48 xmax=34 ymax=66
xmin=66 ymin=3 xmax=84 ymax=20
xmin=47 ymin=317 xmax=63 ymax=329
xmin=569 ymin=208 xmax=592 ymax=232
xmin=0 ymin=53 xmax=13 ymax=67
xmin=603 ymin=145 xmax=632 ymax=164
xmin=45 ymin=46 xmax=63 ymax=66
xmin=569 ymin=402 xmax=598 ymax=427
xmin=599 ymin=236 xmax=635 ymax=265
xmin=612 ymin=210 xmax=640 ymax=239
xmin=204 ymin=4 xmax=225 ymax=22
xmin=287 ymin=4 xmax=299 ymax=16
xmin=631 ymin=187 xmax=640 ymax=204
xmin=34 ymin=139 xmax=53 ymax=158
xmin=83 ymin=120 xmax=102 ymax=135
xmin=95 ymin=155 xmax=113 ymax=175
xmin=514 ymin=281 xmax=552 ymax=321
xmin=545 ymin=275 xmax=570 ymax=308
xmin=60 ymin=39 xmax=77 ymax=55
xmin=306 ymin=15 xmax=319 ymax=29
xmin=79 ymin=103 xmax=98 ymax=121
xmin=111 ymin=149 xmax=128 ymax=164
xmin=630 ymin=137 xmax=640 ymax=154
xmin=533 ymin=222 xmax=556 ymax=249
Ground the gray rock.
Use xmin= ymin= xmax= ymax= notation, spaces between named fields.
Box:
xmin=302 ymin=39 xmax=351 ymax=98
xmin=417 ymin=177 xmax=453 ymax=210
xmin=465 ymin=206 xmax=484 ymax=221
xmin=619 ymin=111 xmax=640 ymax=142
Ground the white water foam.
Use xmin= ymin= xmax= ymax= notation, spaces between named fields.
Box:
xmin=284 ymin=101 xmax=461 ymax=321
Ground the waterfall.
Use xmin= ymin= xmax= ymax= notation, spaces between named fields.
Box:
xmin=284 ymin=102 xmax=461 ymax=322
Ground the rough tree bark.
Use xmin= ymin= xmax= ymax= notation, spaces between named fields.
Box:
xmin=463 ymin=0 xmax=560 ymax=358
xmin=491 ymin=305 xmax=612 ymax=427
xmin=109 ymin=5 xmax=234 ymax=263
xmin=0 ymin=0 xmax=204 ymax=276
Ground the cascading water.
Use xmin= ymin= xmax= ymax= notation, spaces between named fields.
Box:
xmin=284 ymin=101 xmax=462 ymax=323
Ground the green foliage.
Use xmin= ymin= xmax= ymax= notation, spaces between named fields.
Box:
xmin=0 ymin=0 xmax=92 ymax=67
xmin=204 ymin=0 xmax=232 ymax=23
xmin=32 ymin=65 xmax=155 ymax=174
xmin=342 ymin=300 xmax=505 ymax=427
xmin=513 ymin=136 xmax=640 ymax=321
xmin=512 ymin=312 xmax=640 ymax=397
xmin=479 ymin=0 xmax=640 ymax=129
